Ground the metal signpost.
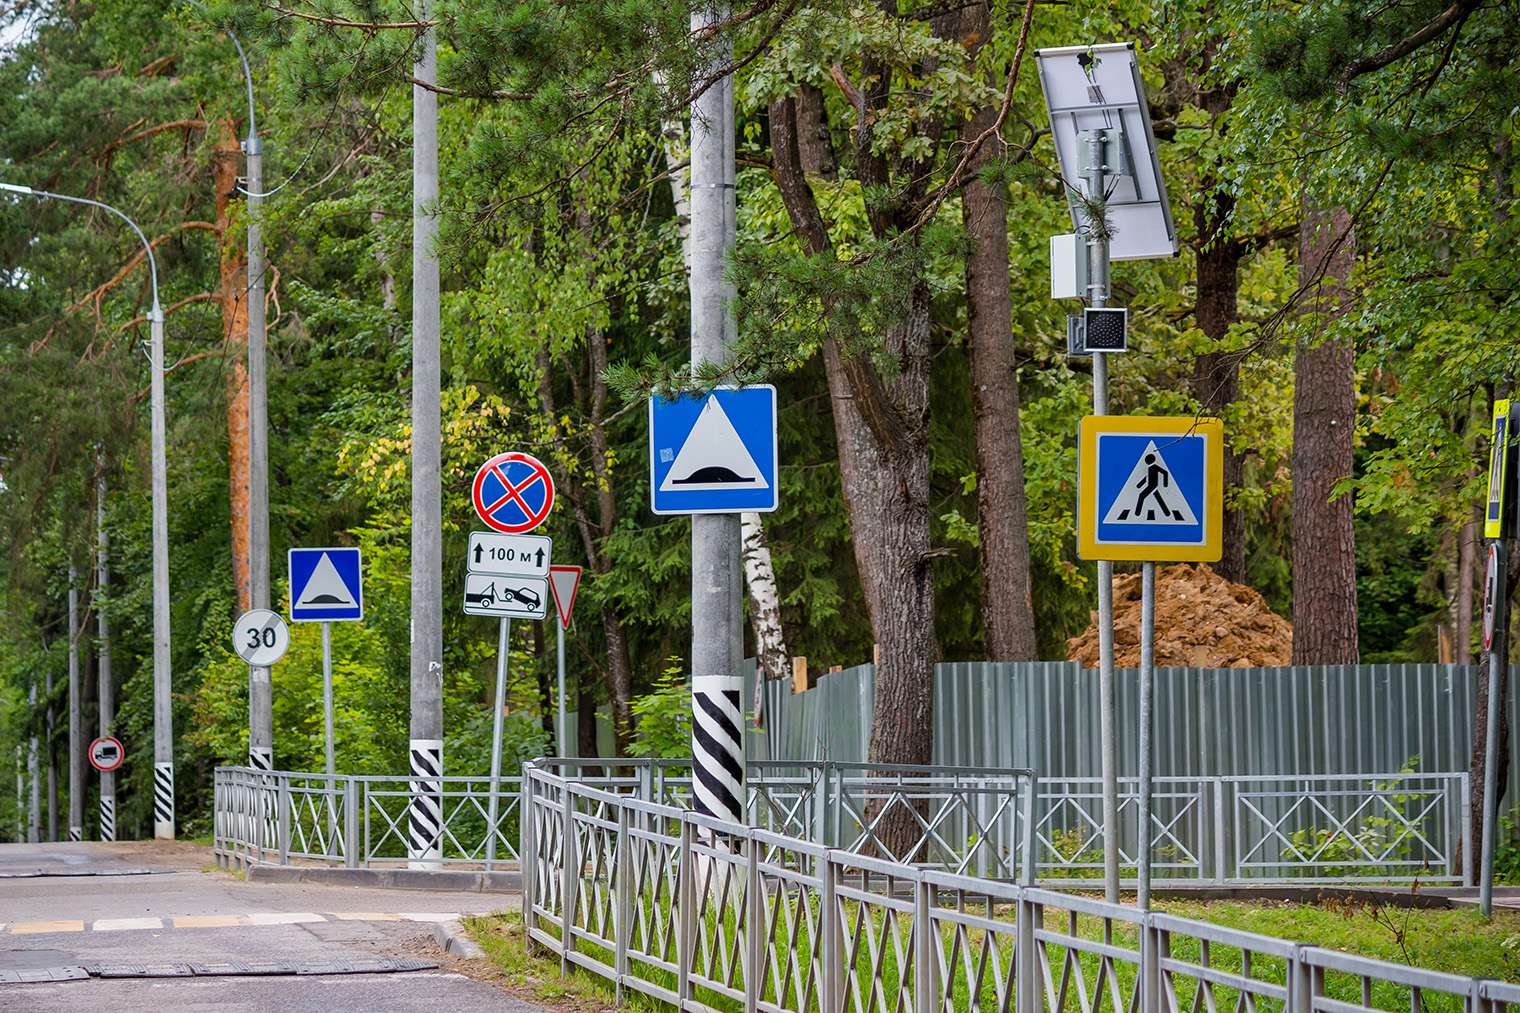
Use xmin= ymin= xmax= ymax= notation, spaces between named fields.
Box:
xmin=288 ymin=548 xmax=364 ymax=784
xmin=468 ymin=454 xmax=554 ymax=870
xmin=1039 ymin=41 xmax=1179 ymax=903
xmin=1480 ymin=399 xmax=1514 ymax=916
xmin=549 ymin=565 xmax=583 ymax=756
xmin=1078 ymin=415 xmax=1222 ymax=907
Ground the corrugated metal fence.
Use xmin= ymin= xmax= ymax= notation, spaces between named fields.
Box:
xmin=755 ymin=661 xmax=1512 ymax=796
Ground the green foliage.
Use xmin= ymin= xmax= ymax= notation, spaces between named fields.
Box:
xmin=625 ymin=661 xmax=691 ymax=762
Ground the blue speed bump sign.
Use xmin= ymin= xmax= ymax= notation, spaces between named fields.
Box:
xmin=1078 ymin=416 xmax=1222 ymax=562
xmin=649 ymin=386 xmax=778 ymax=515
xmin=288 ymin=547 xmax=364 ymax=622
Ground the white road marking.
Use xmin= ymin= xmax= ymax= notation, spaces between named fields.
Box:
xmin=91 ymin=917 xmax=164 ymax=931
xmin=246 ymin=911 xmax=324 ymax=925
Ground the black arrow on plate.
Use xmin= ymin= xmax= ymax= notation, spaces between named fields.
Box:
xmin=535 ymin=548 xmax=545 ymax=567
xmin=474 ymin=544 xmax=484 ymax=564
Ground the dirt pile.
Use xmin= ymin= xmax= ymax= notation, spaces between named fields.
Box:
xmin=1065 ymin=563 xmax=1293 ymax=669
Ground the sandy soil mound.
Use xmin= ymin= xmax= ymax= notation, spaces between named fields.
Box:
xmin=1065 ymin=562 xmax=1292 ymax=669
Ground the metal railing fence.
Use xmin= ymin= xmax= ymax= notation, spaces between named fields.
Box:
xmin=520 ymin=761 xmax=1519 ymax=1013
xmin=213 ymin=766 xmax=523 ymax=869
xmin=215 ymin=761 xmax=1468 ymax=884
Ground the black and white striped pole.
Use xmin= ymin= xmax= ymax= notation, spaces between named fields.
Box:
xmin=692 ymin=674 xmax=745 ymax=827
xmin=408 ymin=739 xmax=442 ymax=868
xmin=97 ymin=462 xmax=116 ymax=841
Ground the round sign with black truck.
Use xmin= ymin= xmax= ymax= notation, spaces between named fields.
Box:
xmin=90 ymin=736 xmax=124 ymax=772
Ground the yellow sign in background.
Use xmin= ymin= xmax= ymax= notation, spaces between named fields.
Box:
xmin=1485 ymin=399 xmax=1511 ymax=540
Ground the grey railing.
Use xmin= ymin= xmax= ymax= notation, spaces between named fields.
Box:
xmin=214 ymin=760 xmax=1468 ymax=883
xmin=521 ymin=760 xmax=1517 ymax=1013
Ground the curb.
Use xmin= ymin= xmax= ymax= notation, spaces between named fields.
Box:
xmin=433 ymin=919 xmax=486 ymax=959
xmin=244 ymin=865 xmax=522 ymax=894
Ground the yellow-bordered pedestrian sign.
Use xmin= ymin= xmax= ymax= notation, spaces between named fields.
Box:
xmin=1485 ymin=399 xmax=1513 ymax=540
xmin=1078 ymin=416 xmax=1223 ymax=562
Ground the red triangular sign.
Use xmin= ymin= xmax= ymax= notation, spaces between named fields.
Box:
xmin=549 ymin=565 xmax=582 ymax=630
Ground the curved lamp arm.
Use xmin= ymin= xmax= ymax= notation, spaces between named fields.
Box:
xmin=178 ymin=0 xmax=260 ymax=154
xmin=0 ymin=182 xmax=161 ymax=316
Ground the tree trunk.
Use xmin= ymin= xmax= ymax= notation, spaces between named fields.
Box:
xmin=1291 ymin=207 xmax=1358 ymax=664
xmin=1456 ymin=502 xmax=1477 ymax=665
xmin=214 ymin=119 xmax=252 ymax=613
xmin=741 ymin=513 xmax=789 ymax=681
xmin=959 ymin=0 xmax=1036 ymax=661
xmin=1193 ymin=190 xmax=1248 ymax=585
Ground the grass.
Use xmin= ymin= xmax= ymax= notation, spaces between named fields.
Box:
xmin=1154 ymin=895 xmax=1520 ymax=981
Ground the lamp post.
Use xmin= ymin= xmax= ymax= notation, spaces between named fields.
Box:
xmin=181 ymin=0 xmax=272 ymax=773
xmin=0 ymin=182 xmax=174 ymax=839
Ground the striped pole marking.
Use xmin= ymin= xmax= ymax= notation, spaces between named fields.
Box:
xmin=99 ymin=796 xmax=115 ymax=842
xmin=153 ymin=761 xmax=175 ymax=836
xmin=691 ymin=674 xmax=745 ymax=828
xmin=247 ymin=746 xmax=273 ymax=772
xmin=407 ymin=739 xmax=442 ymax=869
xmin=68 ymin=825 xmax=82 ymax=842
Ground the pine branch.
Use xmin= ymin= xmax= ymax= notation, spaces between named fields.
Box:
xmin=266 ymin=6 xmax=437 ymax=30
xmin=1335 ymin=0 xmax=1483 ymax=93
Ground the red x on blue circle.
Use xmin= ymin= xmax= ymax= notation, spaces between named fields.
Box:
xmin=472 ymin=452 xmax=556 ymax=533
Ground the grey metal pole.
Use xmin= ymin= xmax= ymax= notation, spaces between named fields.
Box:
xmin=487 ymin=618 xmax=509 ymax=871
xmin=245 ymin=69 xmax=272 ymax=777
xmin=1138 ymin=561 xmax=1154 ymax=909
xmin=557 ymin=619 xmax=568 ymax=757
xmin=688 ymin=4 xmax=744 ymax=819
xmin=68 ymin=567 xmax=82 ymax=841
xmin=322 ymin=622 xmax=335 ymax=777
xmin=408 ymin=2 xmax=444 ymax=870
xmin=1084 ymin=129 xmax=1119 ymax=903
xmin=182 ymin=0 xmax=273 ymax=774
xmin=27 ymin=679 xmax=39 ymax=843
xmin=150 ymin=303 xmax=174 ymax=839
xmin=322 ymin=620 xmax=336 ymax=856
xmin=1481 ymin=539 xmax=1506 ymax=916
xmin=97 ymin=459 xmax=115 ymax=841
xmin=47 ymin=647 xmax=56 ymax=841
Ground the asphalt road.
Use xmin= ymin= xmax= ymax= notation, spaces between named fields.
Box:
xmin=0 ymin=841 xmax=541 ymax=1012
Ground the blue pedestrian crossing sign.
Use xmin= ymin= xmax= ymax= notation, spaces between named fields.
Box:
xmin=288 ymin=547 xmax=364 ymax=622
xmin=649 ymin=386 xmax=779 ymax=515
xmin=1078 ymin=416 xmax=1222 ymax=562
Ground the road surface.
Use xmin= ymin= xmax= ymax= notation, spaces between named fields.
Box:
xmin=0 ymin=840 xmax=538 ymax=1012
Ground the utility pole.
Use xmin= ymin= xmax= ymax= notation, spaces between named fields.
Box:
xmin=241 ymin=32 xmax=272 ymax=776
xmin=47 ymin=657 xmax=56 ymax=842
xmin=687 ymin=6 xmax=745 ymax=830
xmin=68 ymin=567 xmax=82 ymax=841
xmin=28 ymin=679 xmax=39 ymax=842
xmin=1082 ymin=129 xmax=1120 ymax=904
xmin=97 ymin=463 xmax=115 ymax=841
xmin=0 ymin=183 xmax=173 ymax=838
xmin=408 ymin=3 xmax=444 ymax=870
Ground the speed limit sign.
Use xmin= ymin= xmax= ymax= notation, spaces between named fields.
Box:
xmin=233 ymin=609 xmax=290 ymax=666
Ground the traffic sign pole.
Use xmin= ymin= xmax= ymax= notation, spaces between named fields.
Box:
xmin=1138 ymin=560 xmax=1155 ymax=910
xmin=486 ymin=617 xmax=510 ymax=871
xmin=557 ymin=622 xmax=568 ymax=757
xmin=1481 ymin=539 xmax=1507 ymax=917
xmin=322 ymin=620 xmax=337 ymax=859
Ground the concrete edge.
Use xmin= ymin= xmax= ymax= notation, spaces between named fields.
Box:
xmin=434 ymin=919 xmax=486 ymax=959
xmin=242 ymin=864 xmax=522 ymax=894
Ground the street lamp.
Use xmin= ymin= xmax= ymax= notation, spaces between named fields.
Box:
xmin=0 ymin=181 xmax=175 ymax=840
xmin=181 ymin=0 xmax=273 ymax=772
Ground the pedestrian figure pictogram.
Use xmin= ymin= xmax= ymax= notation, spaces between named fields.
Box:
xmin=1104 ymin=442 xmax=1197 ymax=526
